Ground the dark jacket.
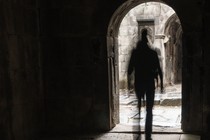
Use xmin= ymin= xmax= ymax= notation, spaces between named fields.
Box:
xmin=128 ymin=41 xmax=162 ymax=91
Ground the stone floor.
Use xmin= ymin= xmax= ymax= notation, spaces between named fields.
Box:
xmin=113 ymin=106 xmax=181 ymax=133
xmin=118 ymin=84 xmax=182 ymax=132
xmin=40 ymin=84 xmax=201 ymax=140
xmin=40 ymin=133 xmax=201 ymax=140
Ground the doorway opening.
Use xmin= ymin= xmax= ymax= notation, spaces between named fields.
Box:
xmin=107 ymin=1 xmax=183 ymax=132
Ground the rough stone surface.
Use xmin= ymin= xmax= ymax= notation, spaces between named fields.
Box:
xmin=0 ymin=0 xmax=210 ymax=140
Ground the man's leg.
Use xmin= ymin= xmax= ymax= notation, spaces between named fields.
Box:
xmin=138 ymin=92 xmax=142 ymax=137
xmin=135 ymin=89 xmax=143 ymax=140
xmin=145 ymin=89 xmax=155 ymax=140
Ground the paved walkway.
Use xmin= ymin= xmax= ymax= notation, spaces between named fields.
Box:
xmin=119 ymin=84 xmax=182 ymax=131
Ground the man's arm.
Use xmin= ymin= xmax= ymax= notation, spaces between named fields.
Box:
xmin=155 ymin=52 xmax=164 ymax=93
xmin=128 ymin=50 xmax=135 ymax=76
xmin=158 ymin=64 xmax=164 ymax=93
xmin=127 ymin=50 xmax=135 ymax=90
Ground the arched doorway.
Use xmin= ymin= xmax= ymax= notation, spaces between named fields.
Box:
xmin=107 ymin=0 xmax=183 ymax=132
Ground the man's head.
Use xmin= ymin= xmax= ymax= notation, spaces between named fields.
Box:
xmin=141 ymin=29 xmax=148 ymax=42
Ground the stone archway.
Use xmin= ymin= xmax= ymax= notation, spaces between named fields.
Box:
xmin=107 ymin=0 xmax=202 ymax=134
xmin=107 ymin=0 xmax=180 ymax=128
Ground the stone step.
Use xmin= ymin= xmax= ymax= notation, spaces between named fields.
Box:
xmin=155 ymin=93 xmax=182 ymax=106
xmin=120 ymin=92 xmax=182 ymax=106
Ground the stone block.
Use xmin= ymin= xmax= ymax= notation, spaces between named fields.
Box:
xmin=23 ymin=9 xmax=39 ymax=36
xmin=118 ymin=36 xmax=131 ymax=46
xmin=39 ymin=0 xmax=63 ymax=8
xmin=40 ymin=9 xmax=61 ymax=36
xmin=21 ymin=0 xmax=37 ymax=7
xmin=119 ymin=54 xmax=125 ymax=62
xmin=160 ymin=98 xmax=181 ymax=106
xmin=61 ymin=9 xmax=89 ymax=35
xmin=120 ymin=47 xmax=129 ymax=55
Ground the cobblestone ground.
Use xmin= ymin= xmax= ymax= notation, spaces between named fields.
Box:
xmin=119 ymin=84 xmax=182 ymax=131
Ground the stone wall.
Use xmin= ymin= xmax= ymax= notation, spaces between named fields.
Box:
xmin=39 ymin=0 xmax=111 ymax=134
xmin=0 ymin=0 xmax=210 ymax=140
xmin=0 ymin=1 xmax=44 ymax=140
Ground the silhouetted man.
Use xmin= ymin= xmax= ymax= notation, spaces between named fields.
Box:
xmin=128 ymin=29 xmax=163 ymax=140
